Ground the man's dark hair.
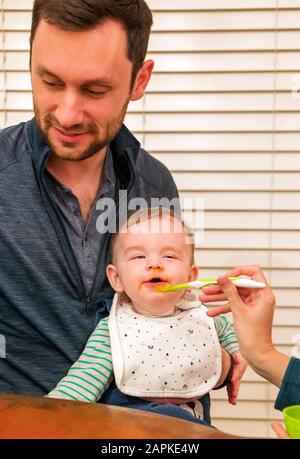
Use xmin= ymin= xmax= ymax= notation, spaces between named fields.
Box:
xmin=30 ymin=0 xmax=153 ymax=86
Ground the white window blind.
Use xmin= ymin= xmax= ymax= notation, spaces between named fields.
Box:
xmin=1 ymin=0 xmax=300 ymax=438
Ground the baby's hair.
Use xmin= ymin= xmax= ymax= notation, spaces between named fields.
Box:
xmin=109 ymin=207 xmax=195 ymax=263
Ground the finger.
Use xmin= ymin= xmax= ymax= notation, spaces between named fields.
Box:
xmin=206 ymin=306 xmax=231 ymax=317
xmin=227 ymin=384 xmax=237 ymax=405
xmin=201 ymin=285 xmax=222 ymax=295
xmin=199 ymin=293 xmax=228 ymax=303
xmin=230 ymin=380 xmax=239 ymax=405
xmin=271 ymin=421 xmax=290 ymax=439
xmin=217 ymin=276 xmax=244 ymax=311
xmin=229 ymin=396 xmax=237 ymax=405
xmin=225 ymin=265 xmax=268 ymax=284
xmin=232 ymin=379 xmax=240 ymax=398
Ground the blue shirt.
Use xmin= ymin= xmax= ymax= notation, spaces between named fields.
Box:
xmin=275 ymin=357 xmax=300 ymax=410
xmin=44 ymin=148 xmax=115 ymax=295
xmin=0 ymin=119 xmax=179 ymax=395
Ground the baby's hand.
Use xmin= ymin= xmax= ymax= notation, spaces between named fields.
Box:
xmin=227 ymin=352 xmax=247 ymax=405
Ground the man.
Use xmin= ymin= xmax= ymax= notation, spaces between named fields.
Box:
xmin=0 ymin=0 xmax=178 ymax=396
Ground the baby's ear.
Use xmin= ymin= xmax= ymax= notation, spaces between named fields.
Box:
xmin=106 ymin=264 xmax=124 ymax=292
xmin=189 ymin=264 xmax=199 ymax=282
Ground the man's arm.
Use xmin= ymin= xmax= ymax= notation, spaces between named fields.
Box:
xmin=46 ymin=317 xmax=113 ymax=403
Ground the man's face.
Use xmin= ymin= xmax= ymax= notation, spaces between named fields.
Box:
xmin=30 ymin=19 xmax=134 ymax=161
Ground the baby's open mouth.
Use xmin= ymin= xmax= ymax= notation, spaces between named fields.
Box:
xmin=144 ymin=277 xmax=169 ymax=288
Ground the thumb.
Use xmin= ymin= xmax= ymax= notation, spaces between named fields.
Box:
xmin=217 ymin=276 xmax=244 ymax=312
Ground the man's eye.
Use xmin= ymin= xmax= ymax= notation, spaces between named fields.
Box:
xmin=84 ymin=89 xmax=106 ymax=97
xmin=43 ymin=80 xmax=61 ymax=88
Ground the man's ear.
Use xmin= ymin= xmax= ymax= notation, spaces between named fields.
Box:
xmin=130 ymin=59 xmax=154 ymax=101
xmin=106 ymin=264 xmax=124 ymax=292
xmin=189 ymin=264 xmax=199 ymax=282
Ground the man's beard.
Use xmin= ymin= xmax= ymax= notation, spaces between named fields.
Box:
xmin=34 ymin=99 xmax=129 ymax=162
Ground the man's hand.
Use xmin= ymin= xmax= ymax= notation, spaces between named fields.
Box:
xmin=227 ymin=352 xmax=247 ymax=405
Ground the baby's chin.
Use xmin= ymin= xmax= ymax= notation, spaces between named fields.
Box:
xmin=132 ymin=294 xmax=179 ymax=315
xmin=134 ymin=304 xmax=176 ymax=316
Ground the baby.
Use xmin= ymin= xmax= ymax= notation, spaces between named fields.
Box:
xmin=47 ymin=207 xmax=246 ymax=426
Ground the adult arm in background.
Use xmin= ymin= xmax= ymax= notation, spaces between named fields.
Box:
xmin=200 ymin=265 xmax=292 ymax=390
xmin=271 ymin=421 xmax=290 ymax=439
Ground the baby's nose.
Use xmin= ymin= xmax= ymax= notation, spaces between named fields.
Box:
xmin=146 ymin=260 xmax=163 ymax=271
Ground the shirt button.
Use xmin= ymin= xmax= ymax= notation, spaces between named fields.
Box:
xmin=74 ymin=208 xmax=81 ymax=217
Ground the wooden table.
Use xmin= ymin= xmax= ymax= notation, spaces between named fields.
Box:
xmin=0 ymin=393 xmax=239 ymax=439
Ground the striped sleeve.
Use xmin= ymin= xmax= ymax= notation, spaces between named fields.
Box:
xmin=46 ymin=317 xmax=113 ymax=403
xmin=214 ymin=315 xmax=239 ymax=355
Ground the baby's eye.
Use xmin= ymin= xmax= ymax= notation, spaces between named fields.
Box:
xmin=131 ymin=255 xmax=146 ymax=260
xmin=163 ymin=254 xmax=177 ymax=259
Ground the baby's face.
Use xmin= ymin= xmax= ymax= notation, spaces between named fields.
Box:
xmin=107 ymin=215 xmax=198 ymax=315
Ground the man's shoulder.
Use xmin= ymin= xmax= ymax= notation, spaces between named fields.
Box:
xmin=137 ymin=147 xmax=164 ymax=167
xmin=0 ymin=122 xmax=30 ymax=169
xmin=135 ymin=147 xmax=178 ymax=194
xmin=114 ymin=124 xmax=175 ymax=184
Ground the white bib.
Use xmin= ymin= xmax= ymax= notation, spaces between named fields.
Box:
xmin=109 ymin=293 xmax=222 ymax=399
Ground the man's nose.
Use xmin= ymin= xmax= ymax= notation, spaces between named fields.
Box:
xmin=54 ymin=90 xmax=84 ymax=129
